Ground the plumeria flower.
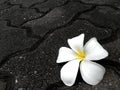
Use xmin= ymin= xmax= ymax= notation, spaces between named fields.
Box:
xmin=56 ymin=33 xmax=108 ymax=86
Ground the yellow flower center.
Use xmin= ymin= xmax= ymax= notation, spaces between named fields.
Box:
xmin=76 ymin=49 xmax=86 ymax=62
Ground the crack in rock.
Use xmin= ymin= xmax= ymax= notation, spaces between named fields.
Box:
xmin=0 ymin=0 xmax=119 ymax=90
xmin=0 ymin=19 xmax=114 ymax=89
xmin=0 ymin=21 xmax=37 ymax=64
xmin=9 ymin=0 xmax=46 ymax=7
xmin=79 ymin=6 xmax=120 ymax=30
xmin=32 ymin=0 xmax=68 ymax=13
xmin=0 ymin=5 xmax=43 ymax=27
xmin=79 ymin=0 xmax=120 ymax=9
xmin=23 ymin=2 xmax=92 ymax=36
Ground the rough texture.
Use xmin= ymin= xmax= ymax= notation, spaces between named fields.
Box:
xmin=0 ymin=2 xmax=12 ymax=11
xmin=104 ymin=30 xmax=120 ymax=62
xmin=0 ymin=81 xmax=6 ymax=90
xmin=23 ymin=2 xmax=92 ymax=36
xmin=79 ymin=6 xmax=120 ymax=30
xmin=9 ymin=0 xmax=46 ymax=7
xmin=0 ymin=20 xmax=115 ymax=89
xmin=80 ymin=0 xmax=120 ymax=9
xmin=32 ymin=0 xmax=68 ymax=12
xmin=0 ymin=21 xmax=37 ymax=62
xmin=0 ymin=5 xmax=43 ymax=27
xmin=56 ymin=68 xmax=120 ymax=90
xmin=0 ymin=0 xmax=120 ymax=90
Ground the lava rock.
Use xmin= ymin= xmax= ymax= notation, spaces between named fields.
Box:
xmin=0 ymin=2 xmax=12 ymax=11
xmin=0 ymin=20 xmax=114 ymax=89
xmin=0 ymin=5 xmax=43 ymax=26
xmin=33 ymin=0 xmax=68 ymax=12
xmin=23 ymin=2 xmax=92 ymax=36
xmin=57 ymin=68 xmax=120 ymax=90
xmin=0 ymin=21 xmax=37 ymax=62
xmin=0 ymin=71 xmax=14 ymax=90
xmin=9 ymin=0 xmax=45 ymax=7
xmin=80 ymin=0 xmax=120 ymax=9
xmin=79 ymin=6 xmax=120 ymax=30
xmin=0 ymin=1 xmax=119 ymax=90
xmin=104 ymin=30 xmax=120 ymax=63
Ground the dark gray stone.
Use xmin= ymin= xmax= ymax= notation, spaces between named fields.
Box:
xmin=0 ymin=5 xmax=43 ymax=26
xmin=0 ymin=72 xmax=14 ymax=90
xmin=0 ymin=21 xmax=37 ymax=62
xmin=0 ymin=81 xmax=6 ymax=90
xmin=104 ymin=30 xmax=120 ymax=62
xmin=23 ymin=2 xmax=92 ymax=36
xmin=79 ymin=6 xmax=120 ymax=30
xmin=0 ymin=0 xmax=6 ymax=4
xmin=9 ymin=0 xmax=45 ymax=7
xmin=0 ymin=1 xmax=119 ymax=90
xmin=58 ymin=68 xmax=120 ymax=90
xmin=33 ymin=0 xmax=68 ymax=12
xmin=80 ymin=0 xmax=120 ymax=9
xmin=0 ymin=20 xmax=114 ymax=89
xmin=0 ymin=2 xmax=12 ymax=11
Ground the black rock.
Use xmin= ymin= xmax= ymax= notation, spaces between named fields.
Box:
xmin=9 ymin=0 xmax=45 ymax=7
xmin=0 ymin=0 xmax=119 ymax=90
xmin=0 ymin=21 xmax=37 ymax=63
xmin=33 ymin=0 xmax=68 ymax=12
xmin=0 ymin=20 xmax=116 ymax=89
xmin=0 ymin=5 xmax=43 ymax=27
xmin=79 ymin=6 xmax=120 ymax=30
xmin=23 ymin=2 xmax=92 ymax=36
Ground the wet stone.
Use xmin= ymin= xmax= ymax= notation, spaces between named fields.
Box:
xmin=23 ymin=2 xmax=92 ymax=36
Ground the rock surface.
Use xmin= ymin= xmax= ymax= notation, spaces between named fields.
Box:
xmin=79 ymin=6 xmax=120 ymax=30
xmin=0 ymin=0 xmax=6 ymax=4
xmin=0 ymin=21 xmax=37 ymax=63
xmin=23 ymin=2 xmax=92 ymax=36
xmin=0 ymin=0 xmax=120 ymax=90
xmin=10 ymin=0 xmax=46 ymax=7
xmin=33 ymin=0 xmax=68 ymax=12
xmin=80 ymin=0 xmax=120 ymax=9
xmin=0 ymin=5 xmax=43 ymax=26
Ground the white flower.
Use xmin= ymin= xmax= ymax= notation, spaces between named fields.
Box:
xmin=56 ymin=33 xmax=108 ymax=86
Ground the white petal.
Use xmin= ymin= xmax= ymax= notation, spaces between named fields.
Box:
xmin=61 ymin=60 xmax=79 ymax=86
xmin=80 ymin=61 xmax=105 ymax=85
xmin=68 ymin=33 xmax=84 ymax=53
xmin=84 ymin=38 xmax=108 ymax=61
xmin=56 ymin=47 xmax=76 ymax=63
